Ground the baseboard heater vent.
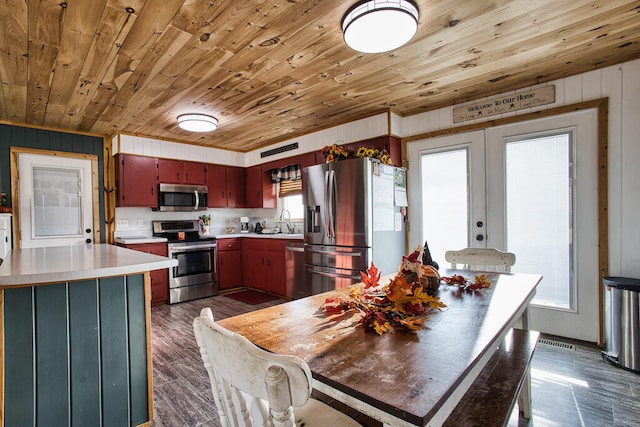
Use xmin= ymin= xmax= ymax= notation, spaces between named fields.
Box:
xmin=260 ymin=142 xmax=299 ymax=158
xmin=538 ymin=338 xmax=575 ymax=351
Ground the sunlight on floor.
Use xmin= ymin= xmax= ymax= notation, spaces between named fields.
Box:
xmin=531 ymin=367 xmax=590 ymax=388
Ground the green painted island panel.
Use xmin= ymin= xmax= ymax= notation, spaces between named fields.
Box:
xmin=3 ymin=287 xmax=35 ymax=427
xmin=126 ymin=274 xmax=149 ymax=425
xmin=69 ymin=280 xmax=102 ymax=425
xmin=2 ymin=274 xmax=149 ymax=427
xmin=35 ymin=283 xmax=70 ymax=423
xmin=99 ymin=276 xmax=132 ymax=426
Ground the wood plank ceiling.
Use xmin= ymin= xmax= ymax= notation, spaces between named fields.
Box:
xmin=1 ymin=0 xmax=639 ymax=153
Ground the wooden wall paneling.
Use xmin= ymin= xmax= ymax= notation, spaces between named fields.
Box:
xmin=126 ymin=274 xmax=151 ymax=425
xmin=68 ymin=280 xmax=102 ymax=426
xmin=99 ymin=276 xmax=132 ymax=426
xmin=104 ymin=138 xmax=116 ymax=244
xmin=34 ymin=283 xmax=70 ymax=422
xmin=2 ymin=287 xmax=35 ymax=426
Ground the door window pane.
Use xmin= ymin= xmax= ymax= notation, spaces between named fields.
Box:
xmin=420 ymin=149 xmax=468 ymax=267
xmin=32 ymin=167 xmax=83 ymax=237
xmin=505 ymin=134 xmax=572 ymax=309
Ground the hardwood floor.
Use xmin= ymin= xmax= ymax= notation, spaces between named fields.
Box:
xmin=150 ymin=295 xmax=640 ymax=427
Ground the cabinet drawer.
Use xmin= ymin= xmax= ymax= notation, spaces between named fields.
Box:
xmin=120 ymin=242 xmax=167 ymax=256
xmin=218 ymin=238 xmax=242 ymax=251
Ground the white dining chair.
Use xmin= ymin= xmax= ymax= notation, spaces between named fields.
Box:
xmin=444 ymin=247 xmax=516 ymax=273
xmin=193 ymin=308 xmax=362 ymax=427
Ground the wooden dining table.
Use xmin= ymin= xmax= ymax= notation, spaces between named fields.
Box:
xmin=218 ymin=269 xmax=542 ymax=426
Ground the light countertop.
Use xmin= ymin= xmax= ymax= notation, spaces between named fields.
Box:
xmin=215 ymin=233 xmax=303 ymax=239
xmin=114 ymin=236 xmax=168 ymax=244
xmin=0 ymin=244 xmax=177 ymax=287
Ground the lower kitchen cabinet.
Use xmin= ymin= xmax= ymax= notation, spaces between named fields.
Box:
xmin=217 ymin=238 xmax=243 ymax=290
xmin=264 ymin=239 xmax=287 ymax=296
xmin=117 ymin=242 xmax=169 ymax=305
xmin=241 ymin=238 xmax=291 ymax=297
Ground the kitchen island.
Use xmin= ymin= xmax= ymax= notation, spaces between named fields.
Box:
xmin=0 ymin=244 xmax=177 ymax=427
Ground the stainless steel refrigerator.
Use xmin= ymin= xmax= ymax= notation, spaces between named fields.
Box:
xmin=303 ymin=157 xmax=406 ymax=294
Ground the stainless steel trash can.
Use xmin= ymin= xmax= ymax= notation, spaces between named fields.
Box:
xmin=602 ymin=277 xmax=640 ymax=373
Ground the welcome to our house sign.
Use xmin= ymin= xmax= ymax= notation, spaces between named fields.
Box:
xmin=453 ymin=86 xmax=555 ymax=123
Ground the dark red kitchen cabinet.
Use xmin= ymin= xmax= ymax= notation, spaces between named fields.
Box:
xmin=184 ymin=161 xmax=207 ymax=184
xmin=207 ymin=164 xmax=227 ymax=207
xmin=243 ymin=238 xmax=267 ymax=291
xmin=116 ymin=154 xmax=158 ymax=208
xmin=265 ymin=239 xmax=287 ymax=296
xmin=226 ymin=166 xmax=245 ymax=208
xmin=158 ymin=159 xmax=206 ymax=184
xmin=157 ymin=158 xmax=183 ymax=183
xmin=245 ymin=165 xmax=276 ymax=209
xmin=117 ymin=242 xmax=168 ymax=305
xmin=218 ymin=238 xmax=243 ymax=290
xmin=244 ymin=166 xmax=262 ymax=208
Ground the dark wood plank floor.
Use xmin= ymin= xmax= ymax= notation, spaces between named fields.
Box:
xmin=150 ymin=295 xmax=640 ymax=427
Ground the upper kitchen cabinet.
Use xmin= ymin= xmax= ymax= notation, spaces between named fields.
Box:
xmin=226 ymin=166 xmax=246 ymax=208
xmin=157 ymin=159 xmax=206 ymax=185
xmin=116 ymin=154 xmax=158 ymax=208
xmin=206 ymin=164 xmax=227 ymax=207
xmin=207 ymin=165 xmax=245 ymax=208
xmin=245 ymin=165 xmax=276 ymax=208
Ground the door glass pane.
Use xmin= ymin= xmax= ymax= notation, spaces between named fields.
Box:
xmin=420 ymin=149 xmax=468 ymax=267
xmin=505 ymin=133 xmax=572 ymax=309
xmin=32 ymin=167 xmax=83 ymax=237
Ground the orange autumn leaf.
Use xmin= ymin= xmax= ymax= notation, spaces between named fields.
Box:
xmin=360 ymin=263 xmax=381 ymax=288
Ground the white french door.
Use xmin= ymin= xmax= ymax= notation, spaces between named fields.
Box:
xmin=18 ymin=153 xmax=95 ymax=248
xmin=407 ymin=130 xmax=486 ymax=267
xmin=407 ymin=109 xmax=599 ymax=342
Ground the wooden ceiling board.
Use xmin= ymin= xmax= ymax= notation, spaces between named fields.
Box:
xmin=1 ymin=0 xmax=639 ymax=152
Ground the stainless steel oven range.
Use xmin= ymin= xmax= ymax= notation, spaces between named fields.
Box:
xmin=152 ymin=220 xmax=218 ymax=304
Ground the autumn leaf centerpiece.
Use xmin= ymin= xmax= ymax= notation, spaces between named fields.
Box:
xmin=321 ymin=247 xmax=447 ymax=335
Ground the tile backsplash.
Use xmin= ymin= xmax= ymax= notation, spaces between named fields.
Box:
xmin=114 ymin=207 xmax=302 ymax=237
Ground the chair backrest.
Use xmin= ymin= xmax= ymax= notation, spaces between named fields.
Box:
xmin=444 ymin=248 xmax=516 ymax=273
xmin=193 ymin=307 xmax=313 ymax=427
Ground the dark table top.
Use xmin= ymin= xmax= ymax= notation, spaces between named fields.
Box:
xmin=218 ymin=269 xmax=541 ymax=426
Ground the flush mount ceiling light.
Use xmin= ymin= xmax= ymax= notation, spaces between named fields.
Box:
xmin=177 ymin=114 xmax=218 ymax=132
xmin=342 ymin=0 xmax=419 ymax=54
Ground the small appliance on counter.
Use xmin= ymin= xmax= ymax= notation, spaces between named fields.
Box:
xmin=152 ymin=220 xmax=217 ymax=304
xmin=240 ymin=217 xmax=250 ymax=233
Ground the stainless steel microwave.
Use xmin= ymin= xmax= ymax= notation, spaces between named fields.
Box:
xmin=156 ymin=183 xmax=208 ymax=211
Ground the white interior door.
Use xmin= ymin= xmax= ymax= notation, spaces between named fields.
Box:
xmin=18 ymin=153 xmax=94 ymax=248
xmin=407 ymin=109 xmax=599 ymax=342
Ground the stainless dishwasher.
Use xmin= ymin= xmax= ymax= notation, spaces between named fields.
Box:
xmin=285 ymin=241 xmax=308 ymax=299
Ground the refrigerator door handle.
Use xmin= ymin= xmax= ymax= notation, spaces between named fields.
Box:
xmin=307 ymin=267 xmax=362 ymax=280
xmin=305 ymin=247 xmax=363 ymax=257
xmin=329 ymin=169 xmax=337 ymax=239
xmin=324 ymin=170 xmax=331 ymax=238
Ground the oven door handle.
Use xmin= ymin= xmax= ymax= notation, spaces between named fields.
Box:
xmin=170 ymin=244 xmax=217 ymax=252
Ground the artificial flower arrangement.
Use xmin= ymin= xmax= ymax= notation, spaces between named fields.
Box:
xmin=322 ymin=143 xmax=393 ymax=165
xmin=321 ymin=247 xmax=447 ymax=335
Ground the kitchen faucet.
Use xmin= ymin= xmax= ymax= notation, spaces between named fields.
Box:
xmin=278 ymin=209 xmax=295 ymax=233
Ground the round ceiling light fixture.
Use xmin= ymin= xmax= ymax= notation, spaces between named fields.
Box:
xmin=342 ymin=0 xmax=419 ymax=54
xmin=177 ymin=113 xmax=218 ymax=132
